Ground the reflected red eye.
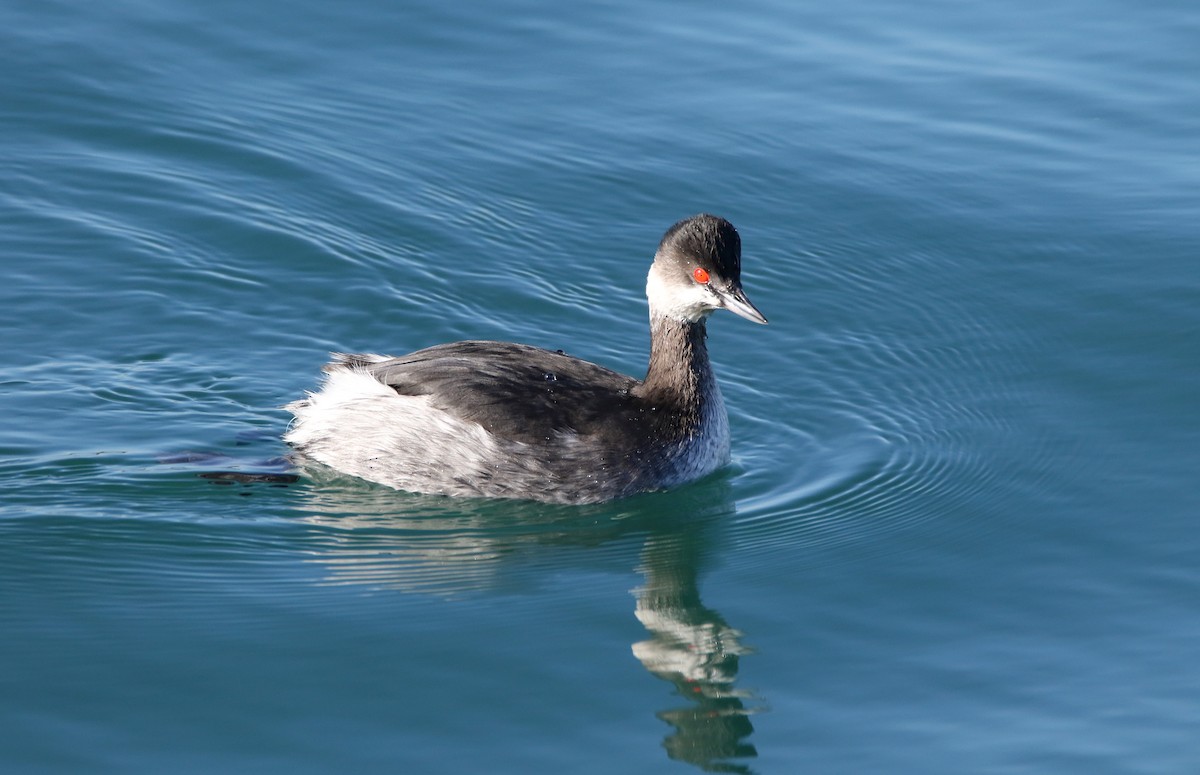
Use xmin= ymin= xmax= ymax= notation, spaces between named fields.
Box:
xmin=692 ymin=267 xmax=710 ymax=284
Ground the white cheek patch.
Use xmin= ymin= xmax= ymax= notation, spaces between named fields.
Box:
xmin=646 ymin=266 xmax=716 ymax=322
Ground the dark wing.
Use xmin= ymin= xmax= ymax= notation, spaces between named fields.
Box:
xmin=332 ymin=342 xmax=642 ymax=444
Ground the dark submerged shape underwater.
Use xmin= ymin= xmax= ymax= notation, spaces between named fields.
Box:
xmin=285 ymin=214 xmax=767 ymax=504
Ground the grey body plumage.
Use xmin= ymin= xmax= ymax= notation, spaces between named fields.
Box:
xmin=284 ymin=214 xmax=767 ymax=504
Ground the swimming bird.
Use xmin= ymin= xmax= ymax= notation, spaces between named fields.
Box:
xmin=284 ymin=214 xmax=767 ymax=504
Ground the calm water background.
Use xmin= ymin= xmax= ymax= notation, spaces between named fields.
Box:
xmin=2 ymin=0 xmax=1198 ymax=772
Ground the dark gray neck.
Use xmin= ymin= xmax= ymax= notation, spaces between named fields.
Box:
xmin=637 ymin=314 xmax=713 ymax=407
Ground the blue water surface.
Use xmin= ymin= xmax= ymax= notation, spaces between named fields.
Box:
xmin=2 ymin=0 xmax=1198 ymax=772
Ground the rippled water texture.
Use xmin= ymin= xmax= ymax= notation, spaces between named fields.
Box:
xmin=2 ymin=0 xmax=1198 ymax=772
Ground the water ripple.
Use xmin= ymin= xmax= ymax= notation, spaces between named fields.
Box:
xmin=723 ymin=258 xmax=1044 ymax=565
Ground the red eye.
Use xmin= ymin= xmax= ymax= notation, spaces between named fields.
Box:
xmin=692 ymin=267 xmax=710 ymax=284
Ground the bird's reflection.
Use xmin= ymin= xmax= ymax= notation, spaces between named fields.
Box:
xmin=287 ymin=473 xmax=761 ymax=772
xmin=634 ymin=530 xmax=758 ymax=772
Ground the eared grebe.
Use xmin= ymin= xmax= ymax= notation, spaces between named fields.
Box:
xmin=284 ymin=214 xmax=767 ymax=504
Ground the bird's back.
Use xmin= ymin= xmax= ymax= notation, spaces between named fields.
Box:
xmin=333 ymin=342 xmax=643 ymax=445
xmin=284 ymin=341 xmax=724 ymax=503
